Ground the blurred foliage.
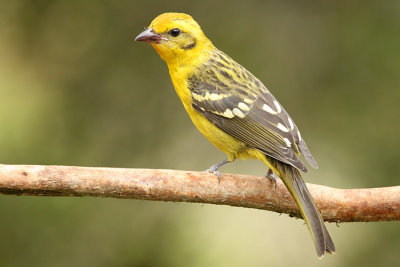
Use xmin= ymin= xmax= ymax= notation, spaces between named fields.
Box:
xmin=1 ymin=0 xmax=399 ymax=266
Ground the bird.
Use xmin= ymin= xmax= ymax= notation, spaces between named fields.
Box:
xmin=135 ymin=12 xmax=335 ymax=257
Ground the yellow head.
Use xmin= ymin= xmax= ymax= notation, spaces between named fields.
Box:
xmin=135 ymin=13 xmax=213 ymax=64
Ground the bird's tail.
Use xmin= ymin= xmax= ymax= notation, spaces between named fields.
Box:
xmin=272 ymin=159 xmax=335 ymax=258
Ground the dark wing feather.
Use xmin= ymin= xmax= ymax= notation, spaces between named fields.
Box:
xmin=188 ymin=50 xmax=317 ymax=172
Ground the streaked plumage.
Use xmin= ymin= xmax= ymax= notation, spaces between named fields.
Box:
xmin=188 ymin=49 xmax=318 ymax=173
xmin=135 ymin=12 xmax=335 ymax=257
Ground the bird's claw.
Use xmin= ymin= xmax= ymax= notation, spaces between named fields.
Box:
xmin=265 ymin=169 xmax=277 ymax=189
xmin=204 ymin=168 xmax=222 ymax=183
xmin=204 ymin=159 xmax=230 ymax=184
xmin=213 ymin=170 xmax=222 ymax=184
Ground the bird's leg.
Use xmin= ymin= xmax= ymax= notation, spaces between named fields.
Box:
xmin=265 ymin=169 xmax=277 ymax=189
xmin=204 ymin=158 xmax=231 ymax=183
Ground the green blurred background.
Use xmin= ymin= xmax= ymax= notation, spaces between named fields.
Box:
xmin=1 ymin=1 xmax=399 ymax=266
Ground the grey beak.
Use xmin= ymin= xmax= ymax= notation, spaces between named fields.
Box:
xmin=135 ymin=28 xmax=164 ymax=44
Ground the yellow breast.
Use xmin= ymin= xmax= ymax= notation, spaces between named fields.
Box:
xmin=167 ymin=67 xmax=266 ymax=163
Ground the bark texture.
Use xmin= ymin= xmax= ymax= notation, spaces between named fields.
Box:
xmin=0 ymin=164 xmax=399 ymax=222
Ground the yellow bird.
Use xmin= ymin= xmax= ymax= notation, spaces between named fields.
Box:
xmin=135 ymin=13 xmax=335 ymax=257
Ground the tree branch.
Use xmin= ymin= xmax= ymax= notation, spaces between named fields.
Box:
xmin=0 ymin=164 xmax=399 ymax=222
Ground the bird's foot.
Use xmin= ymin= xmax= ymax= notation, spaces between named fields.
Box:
xmin=206 ymin=169 xmax=222 ymax=183
xmin=204 ymin=158 xmax=230 ymax=184
xmin=265 ymin=169 xmax=277 ymax=189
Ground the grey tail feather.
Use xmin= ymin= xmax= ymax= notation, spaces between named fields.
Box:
xmin=274 ymin=160 xmax=335 ymax=257
xmin=298 ymin=139 xmax=318 ymax=169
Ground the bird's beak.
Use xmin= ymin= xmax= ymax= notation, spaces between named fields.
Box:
xmin=135 ymin=28 xmax=165 ymax=44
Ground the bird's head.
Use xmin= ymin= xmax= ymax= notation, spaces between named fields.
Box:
xmin=135 ymin=13 xmax=212 ymax=64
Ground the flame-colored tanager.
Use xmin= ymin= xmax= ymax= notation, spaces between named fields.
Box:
xmin=135 ymin=13 xmax=335 ymax=257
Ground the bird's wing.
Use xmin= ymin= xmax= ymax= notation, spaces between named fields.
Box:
xmin=188 ymin=50 xmax=317 ymax=172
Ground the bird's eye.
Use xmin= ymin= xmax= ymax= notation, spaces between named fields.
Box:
xmin=169 ymin=28 xmax=181 ymax=37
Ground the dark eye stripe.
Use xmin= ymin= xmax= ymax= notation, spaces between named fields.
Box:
xmin=181 ymin=41 xmax=196 ymax=49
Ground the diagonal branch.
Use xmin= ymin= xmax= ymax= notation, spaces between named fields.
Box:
xmin=0 ymin=164 xmax=399 ymax=222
